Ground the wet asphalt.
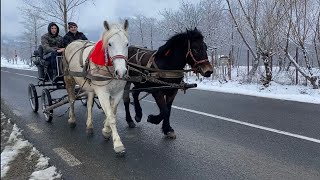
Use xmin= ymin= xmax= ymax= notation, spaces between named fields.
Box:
xmin=1 ymin=67 xmax=320 ymax=180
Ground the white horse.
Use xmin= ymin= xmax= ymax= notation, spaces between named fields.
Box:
xmin=63 ymin=20 xmax=129 ymax=154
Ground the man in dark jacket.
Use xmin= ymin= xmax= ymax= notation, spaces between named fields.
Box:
xmin=63 ymin=22 xmax=88 ymax=47
xmin=41 ymin=22 xmax=64 ymax=79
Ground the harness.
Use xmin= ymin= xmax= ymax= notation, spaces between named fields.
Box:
xmin=126 ymin=39 xmax=209 ymax=79
xmin=63 ymin=40 xmax=127 ymax=82
xmin=63 ymin=39 xmax=209 ymax=90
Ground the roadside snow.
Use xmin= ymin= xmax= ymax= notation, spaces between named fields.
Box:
xmin=0 ymin=112 xmax=62 ymax=179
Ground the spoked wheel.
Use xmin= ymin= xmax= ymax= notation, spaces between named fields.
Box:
xmin=28 ymin=83 xmax=39 ymax=112
xmin=41 ymin=88 xmax=53 ymax=122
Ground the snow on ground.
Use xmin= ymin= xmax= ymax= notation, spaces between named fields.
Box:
xmin=1 ymin=56 xmax=37 ymax=71
xmin=1 ymin=56 xmax=319 ymax=104
xmin=1 ymin=112 xmax=62 ymax=180
xmin=184 ymin=64 xmax=320 ymax=104
xmin=186 ymin=76 xmax=320 ymax=104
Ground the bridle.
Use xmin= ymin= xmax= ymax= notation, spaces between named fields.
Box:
xmin=105 ymin=29 xmax=128 ymax=65
xmin=185 ymin=40 xmax=209 ymax=69
xmin=105 ymin=50 xmax=128 ymax=65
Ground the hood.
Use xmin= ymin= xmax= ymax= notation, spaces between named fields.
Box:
xmin=47 ymin=22 xmax=59 ymax=36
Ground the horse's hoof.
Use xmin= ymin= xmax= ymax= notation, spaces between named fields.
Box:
xmin=69 ymin=122 xmax=76 ymax=128
xmin=102 ymin=131 xmax=112 ymax=140
xmin=86 ymin=128 xmax=93 ymax=134
xmin=114 ymin=146 xmax=126 ymax=156
xmin=135 ymin=115 xmax=142 ymax=123
xmin=147 ymin=115 xmax=162 ymax=124
xmin=128 ymin=122 xmax=136 ymax=128
xmin=165 ymin=131 xmax=177 ymax=139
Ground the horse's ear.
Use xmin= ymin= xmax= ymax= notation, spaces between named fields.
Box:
xmin=194 ymin=27 xmax=198 ymax=31
xmin=124 ymin=19 xmax=129 ymax=31
xmin=104 ymin=20 xmax=110 ymax=31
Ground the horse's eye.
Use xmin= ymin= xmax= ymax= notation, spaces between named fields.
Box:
xmin=126 ymin=43 xmax=129 ymax=47
xmin=108 ymin=43 xmax=112 ymax=47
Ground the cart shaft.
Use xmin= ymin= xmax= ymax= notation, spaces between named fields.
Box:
xmin=43 ymin=92 xmax=87 ymax=112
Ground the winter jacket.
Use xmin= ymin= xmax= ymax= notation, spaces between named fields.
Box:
xmin=41 ymin=22 xmax=63 ymax=55
xmin=63 ymin=31 xmax=88 ymax=47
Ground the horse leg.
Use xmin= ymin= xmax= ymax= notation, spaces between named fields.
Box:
xmin=85 ymin=92 xmax=94 ymax=134
xmin=162 ymin=90 xmax=178 ymax=139
xmin=147 ymin=91 xmax=166 ymax=125
xmin=95 ymin=88 xmax=125 ymax=154
xmin=132 ymin=89 xmax=142 ymax=122
xmin=64 ymin=76 xmax=77 ymax=128
xmin=123 ymin=82 xmax=135 ymax=128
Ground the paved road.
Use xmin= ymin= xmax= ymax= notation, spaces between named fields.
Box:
xmin=1 ymin=67 xmax=320 ymax=180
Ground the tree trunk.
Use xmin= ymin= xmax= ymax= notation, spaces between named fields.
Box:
xmin=314 ymin=38 xmax=320 ymax=68
xmin=302 ymin=47 xmax=314 ymax=77
xmin=286 ymin=52 xmax=319 ymax=89
xmin=63 ymin=0 xmax=68 ymax=34
xmin=247 ymin=56 xmax=260 ymax=82
xmin=262 ymin=51 xmax=272 ymax=87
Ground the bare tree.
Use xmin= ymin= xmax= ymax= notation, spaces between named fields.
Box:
xmin=310 ymin=3 xmax=320 ymax=68
xmin=136 ymin=15 xmax=146 ymax=46
xmin=198 ymin=0 xmax=226 ymax=52
xmin=226 ymin=0 xmax=285 ymax=86
xmin=280 ymin=0 xmax=319 ymax=89
xmin=19 ymin=8 xmax=47 ymax=54
xmin=22 ymin=0 xmax=96 ymax=33
xmin=160 ymin=1 xmax=202 ymax=33
xmin=144 ymin=17 xmax=157 ymax=49
xmin=124 ymin=16 xmax=148 ymax=47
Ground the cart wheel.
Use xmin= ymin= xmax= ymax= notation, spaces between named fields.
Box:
xmin=28 ymin=83 xmax=39 ymax=112
xmin=41 ymin=88 xmax=53 ymax=122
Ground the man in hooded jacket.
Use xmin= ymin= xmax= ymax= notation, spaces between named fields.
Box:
xmin=41 ymin=22 xmax=64 ymax=78
xmin=63 ymin=22 xmax=88 ymax=47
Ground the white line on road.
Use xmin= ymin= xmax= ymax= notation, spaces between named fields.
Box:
xmin=27 ymin=123 xmax=44 ymax=134
xmin=1 ymin=70 xmax=37 ymax=78
xmin=143 ymin=100 xmax=320 ymax=144
xmin=53 ymin=147 xmax=82 ymax=167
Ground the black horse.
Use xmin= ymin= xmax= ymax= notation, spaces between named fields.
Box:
xmin=123 ymin=27 xmax=213 ymax=138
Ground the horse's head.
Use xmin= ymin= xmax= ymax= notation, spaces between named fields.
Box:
xmin=102 ymin=20 xmax=129 ymax=78
xmin=156 ymin=28 xmax=213 ymax=77
xmin=185 ymin=28 xmax=213 ymax=77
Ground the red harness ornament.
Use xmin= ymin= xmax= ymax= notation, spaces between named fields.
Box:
xmin=89 ymin=40 xmax=112 ymax=66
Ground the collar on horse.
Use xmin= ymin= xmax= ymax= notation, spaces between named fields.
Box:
xmin=63 ymin=40 xmax=127 ymax=81
xmin=89 ymin=40 xmax=128 ymax=66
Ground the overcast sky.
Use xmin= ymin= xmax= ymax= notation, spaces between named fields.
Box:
xmin=1 ymin=0 xmax=201 ymax=38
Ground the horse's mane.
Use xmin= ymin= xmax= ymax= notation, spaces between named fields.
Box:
xmin=101 ymin=23 xmax=128 ymax=49
xmin=155 ymin=29 xmax=204 ymax=58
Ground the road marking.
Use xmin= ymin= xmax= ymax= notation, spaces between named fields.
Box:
xmin=143 ymin=100 xmax=320 ymax=144
xmin=53 ymin=147 xmax=82 ymax=167
xmin=27 ymin=123 xmax=43 ymax=134
xmin=1 ymin=70 xmax=37 ymax=78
